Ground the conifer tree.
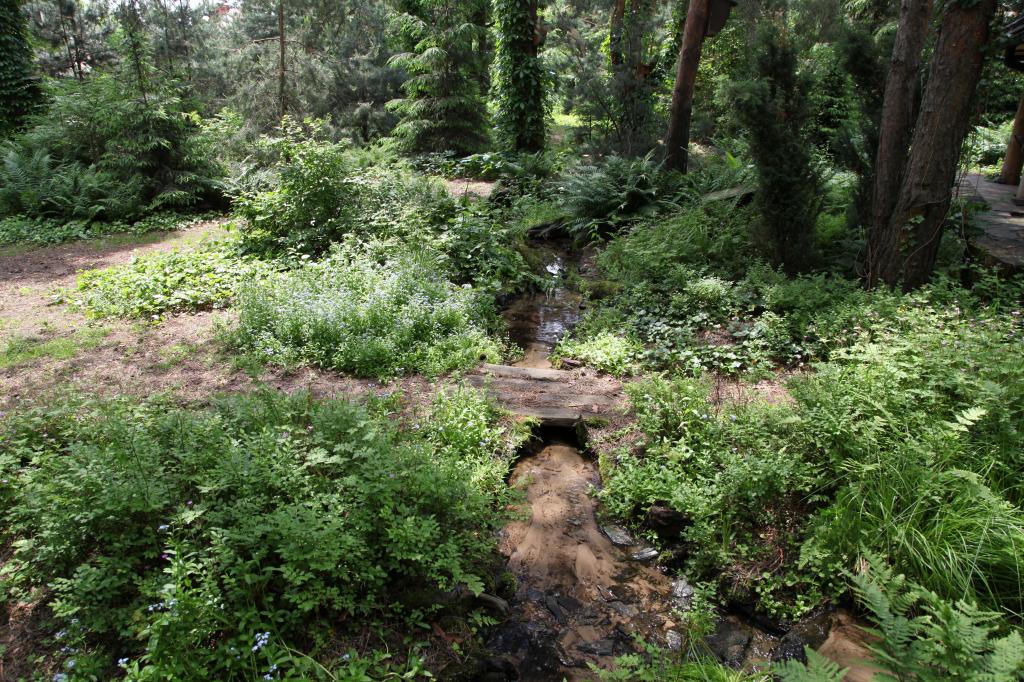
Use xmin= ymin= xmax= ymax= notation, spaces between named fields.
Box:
xmin=0 ymin=0 xmax=36 ymax=133
xmin=388 ymin=0 xmax=489 ymax=155
xmin=492 ymin=0 xmax=546 ymax=151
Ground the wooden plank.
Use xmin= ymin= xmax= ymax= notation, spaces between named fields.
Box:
xmin=476 ymin=363 xmax=568 ymax=382
xmin=508 ymin=405 xmax=582 ymax=427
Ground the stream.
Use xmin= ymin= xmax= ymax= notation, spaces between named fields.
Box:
xmin=482 ymin=242 xmax=873 ymax=681
xmin=485 ymin=243 xmax=686 ymax=680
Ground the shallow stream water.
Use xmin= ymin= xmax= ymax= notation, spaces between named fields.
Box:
xmin=488 ymin=244 xmax=684 ymax=680
xmin=485 ymin=243 xmax=875 ymax=680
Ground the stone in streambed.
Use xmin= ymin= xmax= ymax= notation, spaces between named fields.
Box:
xmin=671 ymin=577 xmax=695 ymax=612
xmin=631 ymin=547 xmax=659 ymax=562
xmin=600 ymin=523 xmax=636 ymax=547
xmin=705 ymin=617 xmax=752 ymax=668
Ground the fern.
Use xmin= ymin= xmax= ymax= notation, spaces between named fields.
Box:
xmin=776 ymin=649 xmax=848 ymax=682
xmin=779 ymin=553 xmax=1024 ymax=680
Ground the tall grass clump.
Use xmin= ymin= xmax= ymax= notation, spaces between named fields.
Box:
xmin=231 ymin=244 xmax=504 ymax=378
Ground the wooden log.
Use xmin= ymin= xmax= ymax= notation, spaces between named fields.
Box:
xmin=508 ymin=405 xmax=582 ymax=427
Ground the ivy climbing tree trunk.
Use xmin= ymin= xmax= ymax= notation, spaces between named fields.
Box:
xmin=663 ymin=0 xmax=711 ymax=173
xmin=868 ymin=0 xmax=997 ymax=290
xmin=493 ymin=0 xmax=547 ymax=151
xmin=865 ymin=0 xmax=932 ymax=288
xmin=0 ymin=0 xmax=36 ymax=132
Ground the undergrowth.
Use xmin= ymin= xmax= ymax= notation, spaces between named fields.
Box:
xmin=72 ymin=239 xmax=276 ymax=320
xmin=0 ymin=387 xmax=526 ymax=680
xmin=230 ymin=244 xmax=506 ymax=378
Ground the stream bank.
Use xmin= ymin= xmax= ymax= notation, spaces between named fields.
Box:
xmin=475 ymin=240 xmax=876 ymax=681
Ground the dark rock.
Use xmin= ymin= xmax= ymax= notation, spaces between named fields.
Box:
xmin=577 ymin=638 xmax=617 ymax=656
xmin=544 ymin=596 xmax=566 ymax=624
xmin=524 ymin=588 xmax=545 ymax=603
xmin=770 ymin=632 xmax=808 ymax=664
xmin=704 ymin=618 xmax=752 ymax=668
xmin=608 ymin=601 xmax=639 ymax=618
xmin=487 ymin=622 xmax=531 ymax=656
xmin=644 ymin=504 xmax=690 ymax=539
xmin=557 ymin=595 xmax=581 ymax=613
xmin=600 ymin=524 xmax=636 ymax=546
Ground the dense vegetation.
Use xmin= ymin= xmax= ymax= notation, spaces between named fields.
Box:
xmin=2 ymin=0 xmax=1024 ymax=679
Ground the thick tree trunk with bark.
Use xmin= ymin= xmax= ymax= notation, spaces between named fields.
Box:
xmin=999 ymin=92 xmax=1024 ymax=186
xmin=663 ymin=0 xmax=711 ymax=173
xmin=870 ymin=0 xmax=996 ymax=290
xmin=865 ymin=0 xmax=931 ymax=287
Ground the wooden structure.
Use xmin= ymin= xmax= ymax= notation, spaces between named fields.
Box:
xmin=468 ymin=364 xmax=622 ymax=427
xmin=998 ymin=16 xmax=1024 ymax=204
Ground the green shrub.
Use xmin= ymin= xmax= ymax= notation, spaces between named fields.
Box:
xmin=553 ymin=331 xmax=642 ymax=376
xmin=0 ymin=76 xmax=222 ymax=225
xmin=556 ymin=154 xmax=681 ymax=241
xmin=778 ymin=555 xmax=1024 ymax=681
xmin=0 ymin=212 xmax=210 ymax=247
xmin=0 ymin=389 xmax=516 ymax=679
xmin=234 ymin=124 xmax=362 ymax=256
xmin=73 ymin=240 xmax=274 ymax=320
xmin=235 ymin=123 xmax=458 ymax=256
xmin=231 ymin=244 xmax=504 ymax=378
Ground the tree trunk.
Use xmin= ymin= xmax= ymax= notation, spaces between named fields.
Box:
xmin=663 ymin=0 xmax=711 ymax=173
xmin=873 ymin=0 xmax=996 ymax=290
xmin=609 ymin=0 xmax=626 ymax=67
xmin=865 ymin=0 xmax=931 ymax=287
xmin=999 ymin=92 xmax=1024 ymax=186
xmin=278 ymin=0 xmax=286 ymax=122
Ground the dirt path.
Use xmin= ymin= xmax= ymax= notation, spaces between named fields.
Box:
xmin=0 ymin=221 xmax=425 ymax=410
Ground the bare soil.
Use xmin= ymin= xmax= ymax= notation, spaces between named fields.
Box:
xmin=0 ymin=221 xmax=439 ymax=412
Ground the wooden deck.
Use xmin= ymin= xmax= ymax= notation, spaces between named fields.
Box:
xmin=956 ymin=173 xmax=1024 ymax=270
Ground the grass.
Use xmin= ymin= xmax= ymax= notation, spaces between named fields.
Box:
xmin=0 ymin=327 xmax=109 ymax=368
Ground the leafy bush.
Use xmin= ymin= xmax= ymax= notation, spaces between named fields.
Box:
xmin=72 ymin=240 xmax=274 ymax=320
xmin=0 ymin=76 xmax=222 ymax=226
xmin=553 ymin=330 xmax=642 ymax=376
xmin=231 ymin=244 xmax=504 ymax=378
xmin=235 ymin=123 xmax=458 ymax=256
xmin=234 ymin=125 xmax=362 ymax=256
xmin=0 ymin=388 xmax=520 ymax=679
xmin=598 ymin=277 xmax=1024 ymax=622
xmin=0 ymin=212 xmax=210 ymax=247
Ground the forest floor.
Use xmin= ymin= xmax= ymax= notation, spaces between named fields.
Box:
xmin=0 ymin=220 xmax=391 ymax=410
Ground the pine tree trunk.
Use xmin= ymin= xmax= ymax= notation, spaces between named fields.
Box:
xmin=278 ymin=0 xmax=286 ymax=122
xmin=998 ymin=92 xmax=1024 ymax=186
xmin=663 ymin=0 xmax=710 ymax=173
xmin=865 ymin=0 xmax=931 ymax=287
xmin=873 ymin=0 xmax=996 ymax=290
xmin=609 ymin=0 xmax=626 ymax=67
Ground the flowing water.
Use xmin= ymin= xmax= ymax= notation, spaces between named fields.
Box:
xmin=485 ymin=243 xmax=872 ymax=680
xmin=488 ymin=244 xmax=684 ymax=680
